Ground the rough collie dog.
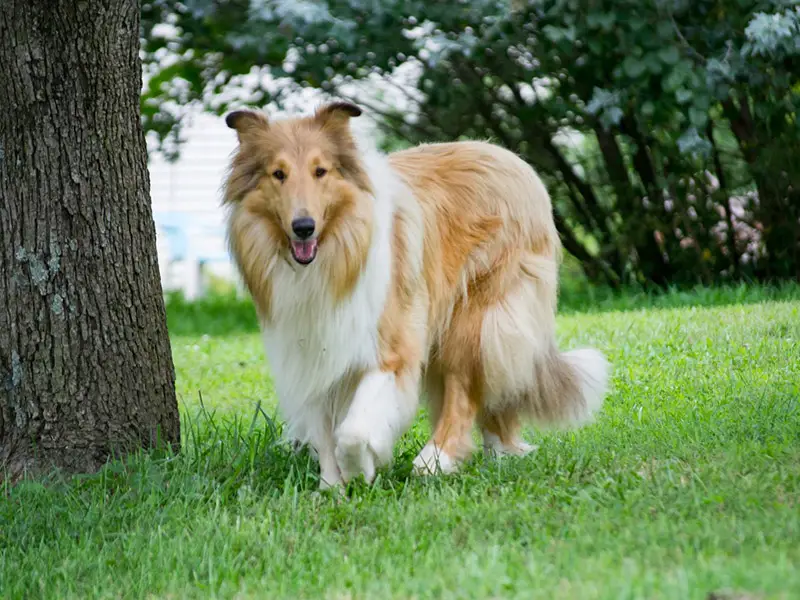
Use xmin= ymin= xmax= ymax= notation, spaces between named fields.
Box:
xmin=223 ymin=102 xmax=608 ymax=489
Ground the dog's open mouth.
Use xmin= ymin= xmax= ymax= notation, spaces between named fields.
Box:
xmin=290 ymin=239 xmax=318 ymax=265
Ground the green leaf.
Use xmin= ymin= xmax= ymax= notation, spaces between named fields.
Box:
xmin=623 ymin=56 xmax=647 ymax=78
xmin=676 ymin=88 xmax=693 ymax=104
xmin=586 ymin=11 xmax=603 ymax=28
xmin=587 ymin=11 xmax=616 ymax=30
xmin=629 ymin=17 xmax=646 ymax=32
xmin=645 ymin=53 xmax=663 ymax=74
xmin=693 ymin=90 xmax=711 ymax=112
xmin=599 ymin=13 xmax=616 ymax=30
xmin=658 ymin=46 xmax=680 ymax=65
xmin=543 ymin=25 xmax=564 ymax=43
xmin=663 ymin=70 xmax=683 ymax=92
xmin=689 ymin=107 xmax=708 ymax=128
xmin=588 ymin=38 xmax=604 ymax=54
xmin=663 ymin=61 xmax=691 ymax=92
xmin=656 ymin=21 xmax=673 ymax=38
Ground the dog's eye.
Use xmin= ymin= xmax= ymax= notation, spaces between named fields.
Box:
xmin=272 ymin=169 xmax=286 ymax=182
xmin=315 ymin=167 xmax=327 ymax=179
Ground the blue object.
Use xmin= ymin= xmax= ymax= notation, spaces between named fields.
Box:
xmin=153 ymin=211 xmax=230 ymax=264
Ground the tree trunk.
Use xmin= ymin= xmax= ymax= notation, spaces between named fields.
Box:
xmin=706 ymin=120 xmax=740 ymax=278
xmin=618 ymin=115 xmax=673 ymax=286
xmin=723 ymin=97 xmax=800 ymax=280
xmin=0 ymin=0 xmax=179 ymax=480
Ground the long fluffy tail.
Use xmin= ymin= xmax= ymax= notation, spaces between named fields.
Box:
xmin=523 ymin=348 xmax=609 ymax=426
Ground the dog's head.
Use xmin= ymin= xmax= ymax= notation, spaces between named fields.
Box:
xmin=224 ymin=102 xmax=373 ymax=266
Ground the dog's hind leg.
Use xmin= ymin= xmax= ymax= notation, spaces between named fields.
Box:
xmin=412 ymin=372 xmax=478 ymax=475
xmin=478 ymin=407 xmax=536 ymax=457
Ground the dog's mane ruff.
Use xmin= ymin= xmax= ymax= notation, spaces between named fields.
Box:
xmin=223 ymin=143 xmax=260 ymax=206
xmin=261 ymin=143 xmax=402 ymax=442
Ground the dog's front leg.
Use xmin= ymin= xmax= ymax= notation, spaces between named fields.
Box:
xmin=334 ymin=370 xmax=419 ymax=484
xmin=315 ymin=428 xmax=343 ymax=490
xmin=295 ymin=410 xmax=343 ymax=490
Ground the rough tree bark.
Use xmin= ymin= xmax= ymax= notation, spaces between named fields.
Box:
xmin=0 ymin=0 xmax=179 ymax=480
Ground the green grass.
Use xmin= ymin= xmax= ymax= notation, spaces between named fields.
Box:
xmin=2 ymin=285 xmax=800 ymax=599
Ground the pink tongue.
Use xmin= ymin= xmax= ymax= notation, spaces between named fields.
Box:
xmin=291 ymin=239 xmax=317 ymax=262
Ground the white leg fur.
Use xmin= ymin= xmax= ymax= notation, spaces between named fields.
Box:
xmin=316 ymin=433 xmax=343 ymax=491
xmin=295 ymin=410 xmax=343 ymax=490
xmin=481 ymin=430 xmax=537 ymax=457
xmin=412 ymin=441 xmax=458 ymax=475
xmin=334 ymin=370 xmax=418 ymax=483
xmin=412 ymin=374 xmax=456 ymax=476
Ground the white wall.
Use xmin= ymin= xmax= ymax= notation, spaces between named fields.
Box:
xmin=149 ymin=112 xmax=237 ymax=297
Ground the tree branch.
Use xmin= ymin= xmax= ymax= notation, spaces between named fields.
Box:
xmin=539 ymin=135 xmax=613 ymax=242
xmin=332 ymin=88 xmax=444 ymax=141
xmin=552 ymin=207 xmax=621 ymax=287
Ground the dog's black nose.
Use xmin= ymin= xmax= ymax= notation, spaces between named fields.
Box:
xmin=291 ymin=217 xmax=316 ymax=240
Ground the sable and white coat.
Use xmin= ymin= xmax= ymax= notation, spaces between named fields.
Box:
xmin=223 ymin=103 xmax=608 ymax=488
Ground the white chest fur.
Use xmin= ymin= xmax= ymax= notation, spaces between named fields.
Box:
xmin=260 ymin=154 xmax=397 ymax=432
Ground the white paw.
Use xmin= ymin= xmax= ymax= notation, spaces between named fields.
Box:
xmin=412 ymin=441 xmax=458 ymax=476
xmin=512 ymin=440 xmax=537 ymax=455
xmin=334 ymin=430 xmax=378 ymax=484
xmin=482 ymin=432 xmax=538 ymax=457
xmin=318 ymin=467 xmax=343 ymax=491
xmin=318 ymin=478 xmax=345 ymax=495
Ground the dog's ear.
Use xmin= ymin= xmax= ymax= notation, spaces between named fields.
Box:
xmin=225 ymin=110 xmax=269 ymax=142
xmin=315 ymin=101 xmax=362 ymax=126
xmin=314 ymin=101 xmax=370 ymax=191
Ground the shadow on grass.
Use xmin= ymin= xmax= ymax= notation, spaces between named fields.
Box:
xmin=166 ymin=283 xmax=800 ymax=337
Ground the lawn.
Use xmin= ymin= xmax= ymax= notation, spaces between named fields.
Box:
xmin=2 ymin=285 xmax=799 ymax=599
